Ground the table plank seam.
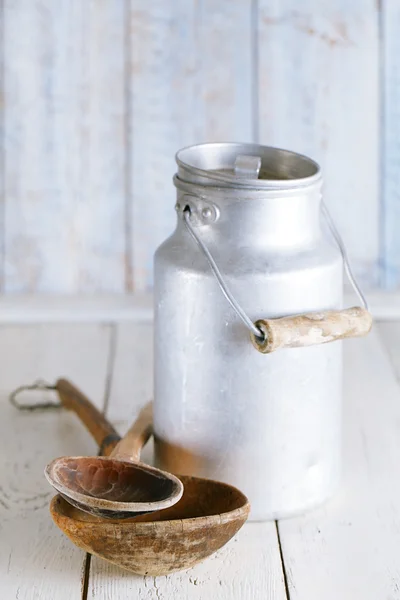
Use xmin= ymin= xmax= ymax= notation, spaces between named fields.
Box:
xmin=276 ymin=520 xmax=291 ymax=600
xmin=80 ymin=324 xmax=118 ymax=600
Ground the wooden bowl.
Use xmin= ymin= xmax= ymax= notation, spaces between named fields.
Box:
xmin=51 ymin=474 xmax=250 ymax=576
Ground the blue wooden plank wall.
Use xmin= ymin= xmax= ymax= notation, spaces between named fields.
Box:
xmin=0 ymin=0 xmax=395 ymax=293
xmin=382 ymin=0 xmax=400 ymax=288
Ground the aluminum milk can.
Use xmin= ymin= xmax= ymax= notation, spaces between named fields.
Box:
xmin=153 ymin=142 xmax=372 ymax=521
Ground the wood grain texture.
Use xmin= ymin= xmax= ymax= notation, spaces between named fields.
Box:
xmin=3 ymin=321 xmax=400 ymax=597
xmin=0 ymin=0 xmax=387 ymax=293
xmin=0 ymin=324 xmax=111 ymax=599
xmin=257 ymin=0 xmax=379 ymax=287
xmin=0 ymin=323 xmax=111 ymax=402
xmin=252 ymin=307 xmax=373 ymax=353
xmin=127 ymin=0 xmax=254 ymax=290
xmin=88 ymin=522 xmax=286 ymax=600
xmin=277 ymin=328 xmax=400 ymax=600
xmin=381 ymin=0 xmax=400 ymax=288
xmin=3 ymin=0 xmax=126 ymax=292
xmin=0 ymin=0 xmax=4 ymax=291
xmin=56 ymin=377 xmax=119 ymax=450
xmin=52 ymin=474 xmax=249 ymax=577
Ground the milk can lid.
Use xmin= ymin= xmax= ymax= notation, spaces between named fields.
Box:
xmin=175 ymin=142 xmax=321 ymax=190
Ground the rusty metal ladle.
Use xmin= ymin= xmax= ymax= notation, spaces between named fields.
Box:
xmin=44 ymin=379 xmax=183 ymax=519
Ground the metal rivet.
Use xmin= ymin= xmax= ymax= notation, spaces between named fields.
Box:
xmin=202 ymin=207 xmax=212 ymax=220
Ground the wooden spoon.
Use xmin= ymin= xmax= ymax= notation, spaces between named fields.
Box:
xmin=49 ymin=380 xmax=250 ymax=575
xmin=45 ymin=379 xmax=183 ymax=519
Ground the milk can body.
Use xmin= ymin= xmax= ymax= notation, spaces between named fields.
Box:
xmin=154 ymin=143 xmax=343 ymax=521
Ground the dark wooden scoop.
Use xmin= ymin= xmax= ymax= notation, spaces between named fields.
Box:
xmin=49 ymin=380 xmax=250 ymax=575
xmin=45 ymin=380 xmax=182 ymax=519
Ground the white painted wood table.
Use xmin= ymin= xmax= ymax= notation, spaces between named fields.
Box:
xmin=1 ymin=321 xmax=400 ymax=599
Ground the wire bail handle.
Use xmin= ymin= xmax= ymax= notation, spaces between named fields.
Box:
xmin=181 ymin=190 xmax=372 ymax=354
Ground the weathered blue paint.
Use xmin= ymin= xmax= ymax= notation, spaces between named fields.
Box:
xmin=381 ymin=0 xmax=400 ymax=288
xmin=0 ymin=0 xmax=392 ymax=292
xmin=3 ymin=0 xmax=127 ymax=293
xmin=257 ymin=0 xmax=380 ymax=289
xmin=128 ymin=0 xmax=254 ymax=290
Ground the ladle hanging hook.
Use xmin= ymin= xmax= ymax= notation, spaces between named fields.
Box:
xmin=9 ymin=380 xmax=60 ymax=411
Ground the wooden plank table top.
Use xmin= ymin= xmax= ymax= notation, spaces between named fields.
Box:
xmin=1 ymin=321 xmax=399 ymax=599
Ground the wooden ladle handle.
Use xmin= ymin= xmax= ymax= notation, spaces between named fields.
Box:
xmin=55 ymin=378 xmax=120 ymax=456
xmin=110 ymin=402 xmax=153 ymax=462
xmin=251 ymin=306 xmax=373 ymax=354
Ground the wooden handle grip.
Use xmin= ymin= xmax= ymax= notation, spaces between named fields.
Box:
xmin=55 ymin=378 xmax=120 ymax=456
xmin=251 ymin=307 xmax=373 ymax=354
xmin=110 ymin=402 xmax=153 ymax=462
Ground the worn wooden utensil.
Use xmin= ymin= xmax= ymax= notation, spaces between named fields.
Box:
xmin=50 ymin=381 xmax=250 ymax=575
xmin=45 ymin=379 xmax=183 ymax=519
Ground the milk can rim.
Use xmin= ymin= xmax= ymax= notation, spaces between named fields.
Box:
xmin=175 ymin=142 xmax=322 ymax=190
